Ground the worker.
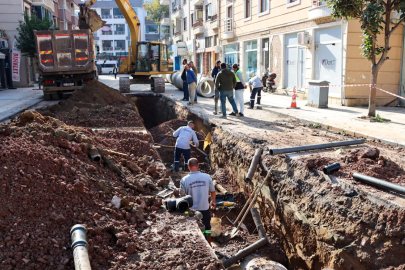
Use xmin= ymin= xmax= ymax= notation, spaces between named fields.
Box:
xmin=248 ymin=75 xmax=264 ymax=109
xmin=173 ymin=121 xmax=199 ymax=172
xmin=189 ymin=61 xmax=198 ymax=103
xmin=211 ymin=60 xmax=221 ymax=115
xmin=113 ymin=65 xmax=118 ymax=79
xmin=180 ymin=59 xmax=189 ymax=101
xmin=180 ymin=158 xmax=216 ymax=242
xmin=232 ymin=63 xmax=247 ymax=117
xmin=185 ymin=65 xmax=197 ymax=105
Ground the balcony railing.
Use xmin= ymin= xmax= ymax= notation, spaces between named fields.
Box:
xmin=115 ymin=47 xmax=125 ymax=51
xmin=114 ymin=31 xmax=125 ymax=35
xmin=103 ymin=47 xmax=114 ymax=51
xmin=102 ymin=31 xmax=113 ymax=35
xmin=312 ymin=0 xmax=328 ymax=7
xmin=101 ymin=15 xmax=112 ymax=19
xmin=113 ymin=15 xmax=124 ymax=19
xmin=223 ymin=18 xmax=234 ymax=39
xmin=174 ymin=30 xmax=181 ymax=37
xmin=309 ymin=0 xmax=331 ymax=20
xmin=192 ymin=20 xmax=203 ymax=28
xmin=211 ymin=14 xmax=217 ymax=21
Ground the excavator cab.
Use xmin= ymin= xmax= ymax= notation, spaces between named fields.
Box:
xmin=134 ymin=42 xmax=171 ymax=74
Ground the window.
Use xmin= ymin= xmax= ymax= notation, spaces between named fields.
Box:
xmin=191 ymin=13 xmax=194 ymax=25
xmin=227 ymin=6 xmax=232 ymax=19
xmin=113 ymin=8 xmax=124 ymax=18
xmin=183 ymin=0 xmax=186 ymax=5
xmin=146 ymin=25 xmax=159 ymax=34
xmin=214 ymin=35 xmax=218 ymax=46
xmin=161 ymin=44 xmax=167 ymax=60
xmin=101 ymin=9 xmax=111 ymax=19
xmin=206 ymin=4 xmax=211 ymax=21
xmin=115 ymin=40 xmax=125 ymax=51
xmin=102 ymin=40 xmax=113 ymax=51
xmin=259 ymin=0 xmax=269 ymax=15
xmin=205 ymin=36 xmax=212 ymax=47
xmin=183 ymin=17 xmax=187 ymax=31
xmin=286 ymin=0 xmax=300 ymax=8
xmin=115 ymin=24 xmax=125 ymax=35
xmin=244 ymin=0 xmax=251 ymax=20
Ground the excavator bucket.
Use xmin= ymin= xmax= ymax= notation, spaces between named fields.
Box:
xmin=203 ymin=132 xmax=212 ymax=151
xmin=78 ymin=5 xmax=106 ymax=32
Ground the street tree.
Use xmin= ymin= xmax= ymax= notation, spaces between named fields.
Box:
xmin=15 ymin=14 xmax=58 ymax=58
xmin=143 ymin=0 xmax=170 ymax=25
xmin=328 ymin=0 xmax=405 ymax=117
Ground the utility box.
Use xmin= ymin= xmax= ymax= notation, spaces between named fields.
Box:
xmin=119 ymin=77 xmax=130 ymax=93
xmin=307 ymin=80 xmax=330 ymax=108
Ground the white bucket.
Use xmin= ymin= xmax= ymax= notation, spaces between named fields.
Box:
xmin=210 ymin=217 xmax=221 ymax=237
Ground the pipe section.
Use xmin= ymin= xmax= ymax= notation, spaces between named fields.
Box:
xmin=88 ymin=144 xmax=101 ymax=162
xmin=323 ymin=162 xmax=340 ymax=175
xmin=246 ymin=148 xmax=263 ymax=181
xmin=269 ymin=139 xmax=365 ymax=155
xmin=70 ymin=225 xmax=91 ymax=270
xmin=171 ymin=72 xmax=215 ymax=98
xmin=353 ymin=173 xmax=405 ymax=195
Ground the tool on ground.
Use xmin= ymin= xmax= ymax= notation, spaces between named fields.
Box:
xmin=228 ymin=186 xmax=259 ymax=226
xmin=156 ymin=187 xmax=174 ymax=199
xmin=215 ymin=194 xmax=235 ymax=211
xmin=71 ymin=225 xmax=91 ymax=270
xmin=230 ymin=167 xmax=273 ymax=238
xmin=165 ymin=195 xmax=193 ymax=212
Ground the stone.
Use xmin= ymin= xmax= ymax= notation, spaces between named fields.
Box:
xmin=361 ymin=148 xmax=380 ymax=160
xmin=54 ymin=128 xmax=69 ymax=139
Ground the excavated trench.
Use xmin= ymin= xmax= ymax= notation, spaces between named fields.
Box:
xmin=133 ymin=94 xmax=405 ymax=270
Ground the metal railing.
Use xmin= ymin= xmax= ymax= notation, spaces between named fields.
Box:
xmin=224 ymin=18 xmax=233 ymax=32
xmin=101 ymin=15 xmax=112 ymax=19
xmin=192 ymin=20 xmax=203 ymax=28
xmin=114 ymin=31 xmax=125 ymax=35
xmin=103 ymin=47 xmax=114 ymax=51
xmin=211 ymin=14 xmax=218 ymax=21
xmin=312 ymin=0 xmax=328 ymax=7
xmin=113 ymin=15 xmax=124 ymax=19
xmin=174 ymin=30 xmax=181 ymax=37
xmin=102 ymin=31 xmax=113 ymax=35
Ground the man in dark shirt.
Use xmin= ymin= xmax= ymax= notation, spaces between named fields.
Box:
xmin=211 ymin=60 xmax=221 ymax=115
xmin=180 ymin=59 xmax=189 ymax=101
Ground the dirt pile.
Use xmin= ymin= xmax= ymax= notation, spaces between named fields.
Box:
xmin=149 ymin=119 xmax=208 ymax=165
xmin=37 ymin=80 xmax=144 ymax=128
xmin=0 ymin=111 xmax=222 ymax=270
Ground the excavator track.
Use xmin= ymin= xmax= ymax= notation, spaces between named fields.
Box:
xmin=151 ymin=77 xmax=165 ymax=93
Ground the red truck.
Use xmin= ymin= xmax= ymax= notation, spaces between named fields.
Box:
xmin=34 ymin=29 xmax=97 ymax=100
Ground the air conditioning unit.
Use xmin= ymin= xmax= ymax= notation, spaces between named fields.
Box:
xmin=297 ymin=31 xmax=310 ymax=46
xmin=215 ymin=46 xmax=221 ymax=53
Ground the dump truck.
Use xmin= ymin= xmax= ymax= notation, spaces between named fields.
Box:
xmin=34 ymin=29 xmax=97 ymax=100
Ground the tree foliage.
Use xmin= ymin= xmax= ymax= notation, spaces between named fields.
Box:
xmin=328 ymin=0 xmax=405 ymax=116
xmin=15 ymin=14 xmax=58 ymax=58
xmin=143 ymin=0 xmax=170 ymax=25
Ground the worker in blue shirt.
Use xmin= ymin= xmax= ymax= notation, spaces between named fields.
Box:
xmin=185 ymin=65 xmax=198 ymax=105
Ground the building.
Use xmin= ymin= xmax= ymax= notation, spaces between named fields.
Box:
xmin=164 ymin=0 xmax=219 ymax=74
xmin=92 ymin=0 xmax=147 ymax=59
xmin=218 ymin=0 xmax=404 ymax=106
xmin=145 ymin=18 xmax=160 ymax=42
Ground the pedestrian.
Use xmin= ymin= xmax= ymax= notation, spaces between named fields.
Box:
xmin=215 ymin=63 xmax=239 ymax=118
xmin=185 ymin=65 xmax=197 ymax=105
xmin=180 ymin=157 xmax=216 ymax=243
xmin=248 ymin=75 xmax=264 ymax=109
xmin=232 ymin=64 xmax=247 ymax=117
xmin=189 ymin=61 xmax=198 ymax=103
xmin=211 ymin=60 xmax=221 ymax=115
xmin=173 ymin=121 xmax=199 ymax=172
xmin=180 ymin=59 xmax=189 ymax=101
xmin=113 ymin=65 xmax=118 ymax=79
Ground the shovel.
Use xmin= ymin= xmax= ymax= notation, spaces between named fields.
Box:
xmin=230 ymin=167 xmax=273 ymax=238
xmin=228 ymin=185 xmax=259 ymax=226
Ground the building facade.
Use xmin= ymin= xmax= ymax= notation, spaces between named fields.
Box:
xmin=92 ymin=0 xmax=147 ymax=59
xmin=219 ymin=0 xmax=404 ymax=106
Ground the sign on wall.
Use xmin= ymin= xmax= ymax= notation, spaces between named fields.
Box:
xmin=12 ymin=46 xmax=21 ymax=82
xmin=177 ymin=42 xmax=187 ymax=56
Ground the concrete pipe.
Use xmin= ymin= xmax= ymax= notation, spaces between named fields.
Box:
xmin=70 ymin=225 xmax=91 ymax=270
xmin=172 ymin=71 xmax=183 ymax=90
xmin=165 ymin=74 xmax=172 ymax=84
xmin=196 ymin=76 xmax=215 ymax=98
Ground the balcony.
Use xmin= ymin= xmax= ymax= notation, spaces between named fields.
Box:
xmin=103 ymin=47 xmax=114 ymax=51
xmin=58 ymin=4 xmax=72 ymax=22
xmin=173 ymin=31 xmax=182 ymax=43
xmin=113 ymin=15 xmax=125 ymax=19
xmin=172 ymin=6 xmax=182 ymax=18
xmin=174 ymin=30 xmax=182 ymax=37
xmin=223 ymin=18 xmax=234 ymax=39
xmin=102 ymin=31 xmax=113 ymax=35
xmin=32 ymin=0 xmax=55 ymax=12
xmin=192 ymin=20 xmax=204 ymax=35
xmin=308 ymin=0 xmax=332 ymax=20
xmin=71 ymin=15 xmax=78 ymax=25
xmin=160 ymin=0 xmax=170 ymax=5
xmin=162 ymin=36 xmax=172 ymax=45
xmin=192 ymin=0 xmax=203 ymax=5
xmin=161 ymin=17 xmax=171 ymax=26
xmin=210 ymin=14 xmax=218 ymax=29
xmin=114 ymin=31 xmax=125 ymax=35
xmin=101 ymin=15 xmax=112 ymax=19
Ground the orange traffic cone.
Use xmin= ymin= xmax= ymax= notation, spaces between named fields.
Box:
xmin=287 ymin=87 xmax=300 ymax=109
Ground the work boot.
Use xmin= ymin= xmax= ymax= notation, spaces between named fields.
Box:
xmin=174 ymin=164 xmax=179 ymax=172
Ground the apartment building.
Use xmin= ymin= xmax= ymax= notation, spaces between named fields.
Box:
xmin=164 ymin=0 xmax=219 ymax=74
xmin=219 ymin=0 xmax=404 ymax=106
xmin=92 ymin=0 xmax=146 ymax=59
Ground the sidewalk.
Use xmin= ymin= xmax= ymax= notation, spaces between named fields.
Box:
xmin=0 ymin=86 xmax=43 ymax=123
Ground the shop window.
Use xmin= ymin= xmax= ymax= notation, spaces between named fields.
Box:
xmin=286 ymin=0 xmax=300 ymax=8
xmin=244 ymin=0 xmax=251 ymax=20
xmin=258 ymin=0 xmax=269 ymax=15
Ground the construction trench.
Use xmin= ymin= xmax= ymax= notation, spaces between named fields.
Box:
xmin=1 ymin=80 xmax=405 ymax=270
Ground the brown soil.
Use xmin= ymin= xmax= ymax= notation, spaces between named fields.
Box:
xmin=37 ymin=80 xmax=144 ymax=128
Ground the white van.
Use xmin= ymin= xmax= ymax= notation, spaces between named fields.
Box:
xmin=100 ymin=60 xmax=118 ymax=75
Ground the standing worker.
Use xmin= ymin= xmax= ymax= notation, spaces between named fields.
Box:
xmin=180 ymin=158 xmax=216 ymax=243
xmin=173 ymin=121 xmax=199 ymax=172
xmin=185 ymin=65 xmax=197 ymax=105
xmin=248 ymin=75 xmax=264 ymax=109
xmin=232 ymin=64 xmax=247 ymax=117
xmin=189 ymin=61 xmax=198 ymax=103
xmin=211 ymin=60 xmax=221 ymax=115
xmin=215 ymin=63 xmax=239 ymax=118
xmin=113 ymin=65 xmax=118 ymax=79
xmin=180 ymin=59 xmax=189 ymax=101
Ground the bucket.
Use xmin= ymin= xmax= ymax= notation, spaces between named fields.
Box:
xmin=210 ymin=217 xmax=221 ymax=237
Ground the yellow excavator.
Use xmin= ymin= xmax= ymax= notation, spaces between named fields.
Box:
xmin=78 ymin=0 xmax=173 ymax=92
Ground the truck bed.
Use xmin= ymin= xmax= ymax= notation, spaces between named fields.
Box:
xmin=35 ymin=29 xmax=96 ymax=74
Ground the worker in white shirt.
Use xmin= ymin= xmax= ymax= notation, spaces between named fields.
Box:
xmin=172 ymin=121 xmax=199 ymax=172
xmin=248 ymin=76 xmax=264 ymax=109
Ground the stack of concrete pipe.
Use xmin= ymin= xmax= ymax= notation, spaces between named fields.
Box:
xmin=171 ymin=71 xmax=215 ymax=98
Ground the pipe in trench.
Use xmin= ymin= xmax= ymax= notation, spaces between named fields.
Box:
xmin=323 ymin=162 xmax=340 ymax=175
xmin=222 ymin=208 xmax=268 ymax=268
xmin=246 ymin=148 xmax=263 ymax=181
xmin=269 ymin=139 xmax=365 ymax=155
xmin=88 ymin=144 xmax=101 ymax=162
xmin=353 ymin=173 xmax=405 ymax=195
xmin=171 ymin=71 xmax=215 ymax=98
xmin=70 ymin=225 xmax=91 ymax=270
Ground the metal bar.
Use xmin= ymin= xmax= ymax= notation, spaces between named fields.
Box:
xmin=269 ymin=139 xmax=365 ymax=155
xmin=353 ymin=173 xmax=405 ymax=195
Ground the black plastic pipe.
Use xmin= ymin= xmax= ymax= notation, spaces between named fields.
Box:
xmin=70 ymin=225 xmax=91 ymax=270
xmin=246 ymin=148 xmax=263 ymax=181
xmin=323 ymin=163 xmax=340 ymax=175
xmin=353 ymin=173 xmax=405 ymax=195
xmin=269 ymin=139 xmax=365 ymax=155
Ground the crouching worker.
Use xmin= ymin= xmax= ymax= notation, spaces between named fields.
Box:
xmin=180 ymin=158 xmax=216 ymax=243
xmin=173 ymin=121 xmax=199 ymax=172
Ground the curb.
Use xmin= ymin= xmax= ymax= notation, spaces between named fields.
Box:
xmin=0 ymin=98 xmax=43 ymax=123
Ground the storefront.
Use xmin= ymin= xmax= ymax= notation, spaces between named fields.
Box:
xmin=244 ymin=40 xmax=258 ymax=79
xmin=284 ymin=33 xmax=306 ymax=90
xmin=224 ymin=43 xmax=239 ymax=70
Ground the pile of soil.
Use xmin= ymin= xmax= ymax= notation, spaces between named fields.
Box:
xmin=37 ymin=80 xmax=144 ymax=128
xmin=307 ymin=147 xmax=405 ymax=186
xmin=0 ymin=111 xmax=220 ymax=270
xmin=149 ymin=119 xmax=208 ymax=165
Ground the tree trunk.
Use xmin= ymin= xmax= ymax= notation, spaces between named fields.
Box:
xmin=368 ymin=67 xmax=378 ymax=117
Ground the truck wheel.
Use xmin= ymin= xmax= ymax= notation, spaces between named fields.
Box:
xmin=44 ymin=94 xmax=52 ymax=101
